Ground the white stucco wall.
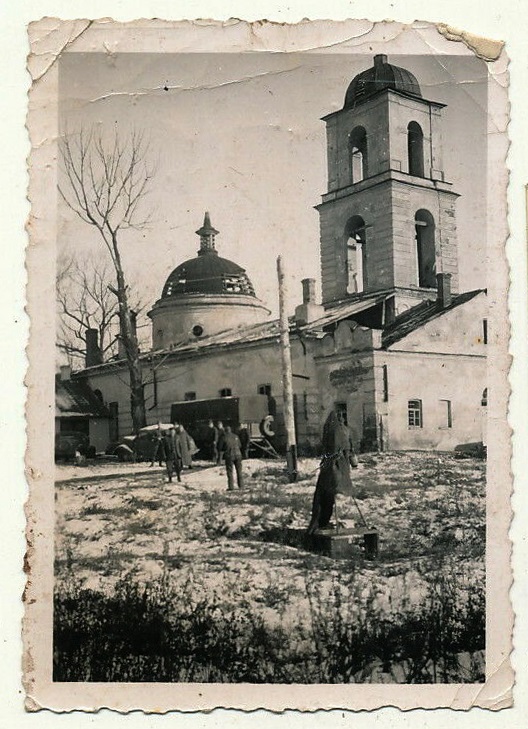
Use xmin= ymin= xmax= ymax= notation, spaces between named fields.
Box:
xmin=376 ymin=350 xmax=486 ymax=450
xmin=80 ymin=295 xmax=486 ymax=452
xmin=148 ymin=294 xmax=270 ymax=349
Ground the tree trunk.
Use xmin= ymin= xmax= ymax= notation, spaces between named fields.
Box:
xmin=114 ymin=245 xmax=146 ymax=433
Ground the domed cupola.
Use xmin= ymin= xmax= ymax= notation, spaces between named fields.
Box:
xmin=148 ymin=213 xmax=269 ymax=349
xmin=344 ymin=54 xmax=422 ymax=109
xmin=161 ymin=212 xmax=256 ymax=298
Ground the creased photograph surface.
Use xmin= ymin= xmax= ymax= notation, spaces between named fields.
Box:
xmin=24 ymin=18 xmax=512 ymax=712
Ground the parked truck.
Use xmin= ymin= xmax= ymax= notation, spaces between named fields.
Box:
xmin=170 ymin=395 xmax=280 ymax=457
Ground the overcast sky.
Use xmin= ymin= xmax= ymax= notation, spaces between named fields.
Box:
xmin=58 ymin=51 xmax=487 ymax=317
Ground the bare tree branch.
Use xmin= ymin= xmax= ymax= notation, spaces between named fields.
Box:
xmin=58 ymin=128 xmax=154 ymax=430
xmin=58 ymin=125 xmax=156 ymax=431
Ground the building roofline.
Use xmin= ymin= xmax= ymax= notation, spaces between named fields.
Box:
xmin=321 ymin=87 xmax=446 ymax=122
xmin=75 ymin=290 xmax=486 ymax=376
xmin=315 ymin=171 xmax=458 ymax=211
xmin=76 ymin=293 xmax=389 ymax=376
xmin=381 ymin=289 xmax=486 ymax=349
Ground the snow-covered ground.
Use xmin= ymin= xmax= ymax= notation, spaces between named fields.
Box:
xmin=54 ymin=452 xmax=485 ymax=682
xmin=56 ymin=458 xmax=213 ymax=482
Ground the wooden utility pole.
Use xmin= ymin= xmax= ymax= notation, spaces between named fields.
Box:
xmin=277 ymin=255 xmax=298 ymax=482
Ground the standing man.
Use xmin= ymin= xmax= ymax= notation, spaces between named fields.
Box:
xmin=207 ymin=419 xmax=219 ymax=462
xmin=216 ymin=421 xmax=225 ymax=465
xmin=238 ymin=424 xmax=250 ymax=460
xmin=307 ymin=409 xmax=358 ymax=535
xmin=174 ymin=423 xmax=194 ymax=469
xmin=160 ymin=426 xmax=182 ymax=483
xmin=149 ymin=424 xmax=163 ymax=467
xmin=221 ymin=425 xmax=244 ymax=491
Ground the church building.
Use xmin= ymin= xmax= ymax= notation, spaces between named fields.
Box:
xmin=74 ymin=55 xmax=487 ymax=453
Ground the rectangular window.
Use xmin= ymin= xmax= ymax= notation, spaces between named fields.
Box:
xmin=257 ymin=384 xmax=272 ymax=396
xmin=382 ymin=364 xmax=389 ymax=402
xmin=219 ymin=388 xmax=232 ymax=398
xmin=335 ymin=401 xmax=348 ymax=426
xmin=184 ymin=391 xmax=196 ymax=401
xmin=483 ymin=319 xmax=488 ymax=344
xmin=408 ymin=399 xmax=423 ymax=428
xmin=440 ymin=399 xmax=452 ymax=428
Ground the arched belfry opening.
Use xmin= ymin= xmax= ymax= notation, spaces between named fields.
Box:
xmin=319 ymin=55 xmax=459 ymax=305
xmin=407 ymin=121 xmax=425 ymax=177
xmin=349 ymin=126 xmax=368 ymax=183
xmin=415 ymin=209 xmax=436 ymax=288
xmin=345 ymin=215 xmax=367 ymax=294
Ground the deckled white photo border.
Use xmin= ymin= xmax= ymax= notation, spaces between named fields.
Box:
xmin=23 ymin=17 xmax=512 ymax=713
xmin=2 ymin=1 xmax=526 ymax=726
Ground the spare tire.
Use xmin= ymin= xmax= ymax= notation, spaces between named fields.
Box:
xmin=260 ymin=415 xmax=275 ymax=438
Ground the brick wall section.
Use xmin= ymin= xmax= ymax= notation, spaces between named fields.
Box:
xmin=386 ymin=93 xmax=445 ymax=178
xmin=437 ymin=195 xmax=460 ymax=292
xmin=325 ymin=95 xmax=390 ymax=191
xmin=391 ymin=182 xmax=459 ymax=291
xmin=319 ymin=87 xmax=458 ymax=304
xmin=319 ymin=182 xmax=396 ymax=302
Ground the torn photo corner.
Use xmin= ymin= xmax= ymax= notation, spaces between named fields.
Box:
xmin=24 ymin=18 xmax=512 ymax=712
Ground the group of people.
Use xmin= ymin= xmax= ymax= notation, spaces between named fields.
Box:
xmin=149 ymin=408 xmax=358 ymax=512
xmin=204 ymin=420 xmax=249 ymax=467
xmin=150 ymin=424 xmax=196 ymax=483
xmin=150 ymin=420 xmax=247 ymax=490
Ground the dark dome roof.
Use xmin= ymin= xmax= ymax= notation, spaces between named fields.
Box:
xmin=162 ymin=252 xmax=256 ymax=298
xmin=161 ymin=213 xmax=257 ymax=298
xmin=344 ymin=54 xmax=422 ymax=108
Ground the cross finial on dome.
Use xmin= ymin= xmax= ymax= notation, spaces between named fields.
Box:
xmin=196 ymin=211 xmax=219 ymax=255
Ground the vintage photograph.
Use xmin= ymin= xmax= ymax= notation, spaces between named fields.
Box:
xmin=24 ymin=18 xmax=512 ymax=712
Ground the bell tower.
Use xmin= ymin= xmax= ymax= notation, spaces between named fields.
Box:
xmin=317 ymin=54 xmax=459 ymax=311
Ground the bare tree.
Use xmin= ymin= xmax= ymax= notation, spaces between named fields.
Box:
xmin=57 ymin=254 xmax=118 ymax=366
xmin=59 ymin=127 xmax=155 ymax=431
xmin=56 ymin=254 xmax=149 ymax=368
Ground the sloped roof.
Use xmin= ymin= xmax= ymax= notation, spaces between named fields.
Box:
xmin=298 ymin=292 xmax=388 ymax=332
xmin=81 ymin=292 xmax=389 ymax=374
xmin=79 ymin=289 xmax=484 ymax=375
xmin=55 ymin=376 xmax=111 ymax=418
xmin=151 ymin=291 xmax=388 ymax=356
xmin=382 ymin=290 xmax=485 ymax=349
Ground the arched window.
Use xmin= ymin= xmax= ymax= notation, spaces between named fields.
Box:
xmin=349 ymin=126 xmax=368 ymax=183
xmin=415 ymin=210 xmax=436 ymax=288
xmin=345 ymin=215 xmax=367 ymax=294
xmin=93 ymin=389 xmax=103 ymax=403
xmin=407 ymin=121 xmax=424 ymax=177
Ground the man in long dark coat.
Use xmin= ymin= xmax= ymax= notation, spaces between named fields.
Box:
xmin=221 ymin=425 xmax=245 ymax=490
xmin=160 ymin=426 xmax=182 ymax=483
xmin=174 ymin=423 xmax=194 ymax=469
xmin=216 ymin=421 xmax=226 ymax=465
xmin=207 ymin=419 xmax=219 ymax=462
xmin=307 ymin=410 xmax=358 ymax=534
xmin=149 ymin=426 xmax=163 ymax=467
